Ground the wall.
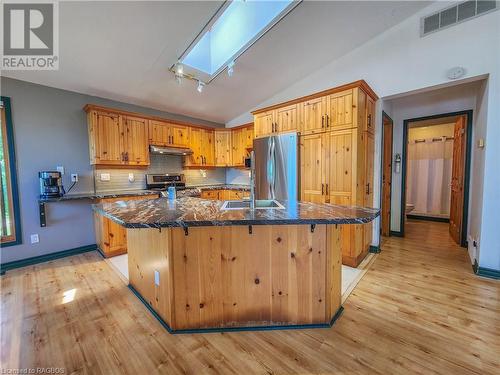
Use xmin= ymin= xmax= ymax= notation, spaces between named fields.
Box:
xmin=226 ymin=4 xmax=500 ymax=270
xmin=0 ymin=77 xmax=223 ymax=264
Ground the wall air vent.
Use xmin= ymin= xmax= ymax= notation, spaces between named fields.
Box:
xmin=421 ymin=0 xmax=498 ymax=36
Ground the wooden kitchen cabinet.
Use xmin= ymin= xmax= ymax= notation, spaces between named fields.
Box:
xmin=149 ymin=120 xmax=189 ymax=148
xmin=254 ymin=111 xmax=274 ymax=138
xmin=185 ymin=127 xmax=215 ymax=167
xmin=301 ymin=96 xmax=327 ymax=135
xmin=254 ymin=106 xmax=297 ymax=138
xmin=87 ymin=110 xmax=124 ymax=166
xmin=123 ymin=116 xmax=149 ymax=166
xmin=242 ymin=125 xmax=254 ymax=149
xmin=86 ymin=108 xmax=149 ymax=167
xmin=299 ymin=133 xmax=327 ymax=204
xmin=327 ymin=89 xmax=354 ymax=131
xmin=292 ymin=81 xmax=377 ymax=267
xmin=215 ymin=130 xmax=232 ymax=167
xmin=201 ymin=189 xmax=250 ymax=200
xmin=94 ymin=194 xmax=158 ymax=257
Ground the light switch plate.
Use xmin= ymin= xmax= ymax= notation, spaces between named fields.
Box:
xmin=100 ymin=173 xmax=111 ymax=181
xmin=30 ymin=234 xmax=39 ymax=244
xmin=56 ymin=166 xmax=64 ymax=175
xmin=154 ymin=270 xmax=160 ymax=286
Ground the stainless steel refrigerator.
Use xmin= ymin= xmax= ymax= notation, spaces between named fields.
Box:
xmin=253 ymin=132 xmax=298 ymax=201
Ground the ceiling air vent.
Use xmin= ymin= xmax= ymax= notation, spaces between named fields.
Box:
xmin=421 ymin=0 xmax=498 ymax=36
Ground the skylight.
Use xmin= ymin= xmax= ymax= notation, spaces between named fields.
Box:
xmin=180 ymin=0 xmax=297 ymax=78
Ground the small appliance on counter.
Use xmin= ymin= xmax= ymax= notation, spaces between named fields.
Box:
xmin=146 ymin=173 xmax=186 ymax=197
xmin=39 ymin=171 xmax=65 ymax=198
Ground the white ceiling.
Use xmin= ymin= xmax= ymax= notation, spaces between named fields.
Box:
xmin=3 ymin=1 xmax=430 ymax=124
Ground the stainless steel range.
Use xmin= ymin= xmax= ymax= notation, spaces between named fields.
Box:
xmin=146 ymin=173 xmax=186 ymax=194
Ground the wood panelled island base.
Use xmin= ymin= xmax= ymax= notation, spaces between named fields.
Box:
xmin=127 ymin=224 xmax=342 ymax=333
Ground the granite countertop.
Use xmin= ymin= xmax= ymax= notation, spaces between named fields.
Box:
xmin=38 ymin=189 xmax=160 ymax=203
xmin=93 ymin=196 xmax=379 ymax=228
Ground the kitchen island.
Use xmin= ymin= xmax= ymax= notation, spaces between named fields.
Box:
xmin=93 ymin=197 xmax=378 ymax=333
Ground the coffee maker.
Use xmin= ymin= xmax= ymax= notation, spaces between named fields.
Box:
xmin=39 ymin=171 xmax=65 ymax=198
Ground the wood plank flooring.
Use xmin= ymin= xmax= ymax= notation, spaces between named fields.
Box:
xmin=1 ymin=220 xmax=499 ymax=374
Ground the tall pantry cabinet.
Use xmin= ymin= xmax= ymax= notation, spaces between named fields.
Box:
xmin=253 ymin=81 xmax=377 ymax=267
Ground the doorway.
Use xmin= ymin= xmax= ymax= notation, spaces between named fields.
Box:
xmin=401 ymin=110 xmax=472 ymax=246
xmin=381 ymin=112 xmax=393 ymax=237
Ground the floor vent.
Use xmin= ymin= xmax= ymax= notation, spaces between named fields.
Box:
xmin=421 ymin=0 xmax=498 ymax=36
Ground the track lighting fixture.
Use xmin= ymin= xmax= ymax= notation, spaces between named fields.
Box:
xmin=197 ymin=80 xmax=205 ymax=93
xmin=175 ymin=62 xmax=184 ymax=75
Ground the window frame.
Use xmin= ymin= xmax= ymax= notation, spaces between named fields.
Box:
xmin=1 ymin=96 xmax=22 ymax=247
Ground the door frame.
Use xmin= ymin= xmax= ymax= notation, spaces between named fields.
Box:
xmin=400 ymin=110 xmax=473 ymax=246
xmin=380 ymin=111 xmax=393 ymax=236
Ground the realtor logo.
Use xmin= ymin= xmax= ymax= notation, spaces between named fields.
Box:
xmin=2 ymin=1 xmax=59 ymax=70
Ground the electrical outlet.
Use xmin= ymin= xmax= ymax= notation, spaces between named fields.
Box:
xmin=128 ymin=173 xmax=135 ymax=182
xmin=30 ymin=234 xmax=39 ymax=244
xmin=56 ymin=166 xmax=65 ymax=175
xmin=100 ymin=173 xmax=111 ymax=181
xmin=71 ymin=173 xmax=78 ymax=182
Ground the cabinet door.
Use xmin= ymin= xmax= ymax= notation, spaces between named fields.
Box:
xmin=275 ymin=104 xmax=297 ymax=133
xmin=243 ymin=126 xmax=254 ymax=149
xmin=325 ymin=129 xmax=354 ymax=205
xmin=90 ymin=111 xmax=124 ymax=165
xmin=215 ymin=130 xmax=232 ymax=167
xmin=365 ymin=95 xmax=375 ymax=134
xmin=299 ymin=134 xmax=326 ymax=203
xmin=123 ymin=116 xmax=149 ymax=166
xmin=301 ymin=97 xmax=326 ymax=135
xmin=149 ymin=120 xmax=170 ymax=146
xmin=185 ymin=128 xmax=203 ymax=166
xmin=202 ymin=129 xmax=215 ymax=166
xmin=232 ymin=129 xmax=245 ymax=167
xmin=170 ymin=124 xmax=189 ymax=147
xmin=328 ymin=89 xmax=354 ymax=130
xmin=254 ymin=111 xmax=274 ymax=138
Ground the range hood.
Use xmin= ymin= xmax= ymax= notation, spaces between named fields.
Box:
xmin=149 ymin=145 xmax=193 ymax=156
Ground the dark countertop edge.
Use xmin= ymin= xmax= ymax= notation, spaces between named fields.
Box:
xmin=186 ymin=184 xmax=250 ymax=191
xmin=93 ymin=206 xmax=380 ymax=229
xmin=38 ymin=190 xmax=160 ymax=203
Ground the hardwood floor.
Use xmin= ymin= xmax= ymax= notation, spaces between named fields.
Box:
xmin=1 ymin=220 xmax=499 ymax=374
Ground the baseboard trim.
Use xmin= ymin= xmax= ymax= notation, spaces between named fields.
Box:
xmin=473 ymin=261 xmax=500 ymax=280
xmin=389 ymin=230 xmax=404 ymax=237
xmin=369 ymin=245 xmax=381 ymax=253
xmin=407 ymin=214 xmax=450 ymax=223
xmin=0 ymin=244 xmax=97 ymax=275
xmin=128 ymin=284 xmax=344 ymax=334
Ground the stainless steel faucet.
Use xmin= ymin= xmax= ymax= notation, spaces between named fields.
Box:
xmin=249 ymin=150 xmax=256 ymax=210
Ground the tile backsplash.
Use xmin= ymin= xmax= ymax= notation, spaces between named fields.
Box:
xmin=94 ymin=154 xmax=226 ymax=191
xmin=226 ymin=168 xmax=250 ymax=185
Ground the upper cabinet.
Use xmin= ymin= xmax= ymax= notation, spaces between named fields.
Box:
xmin=149 ymin=120 xmax=189 ymax=148
xmin=86 ymin=108 xmax=149 ymax=166
xmin=184 ymin=127 xmax=215 ymax=167
xmin=123 ymin=116 xmax=149 ymax=166
xmin=84 ymin=103 xmax=252 ymax=169
xmin=254 ymin=105 xmax=297 ymax=138
xmin=252 ymin=80 xmax=378 ymax=138
xmin=215 ymin=130 xmax=232 ymax=167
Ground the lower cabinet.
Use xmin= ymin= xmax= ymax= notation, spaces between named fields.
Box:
xmin=94 ymin=194 xmax=158 ymax=257
xmin=200 ymin=189 xmax=250 ymax=200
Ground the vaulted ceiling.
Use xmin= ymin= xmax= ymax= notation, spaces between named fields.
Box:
xmin=3 ymin=1 xmax=430 ymax=123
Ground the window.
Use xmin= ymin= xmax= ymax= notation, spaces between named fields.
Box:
xmin=1 ymin=97 xmax=21 ymax=246
xmin=180 ymin=0 xmax=298 ymax=80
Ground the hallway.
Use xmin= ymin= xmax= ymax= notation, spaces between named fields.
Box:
xmin=1 ymin=221 xmax=499 ymax=374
